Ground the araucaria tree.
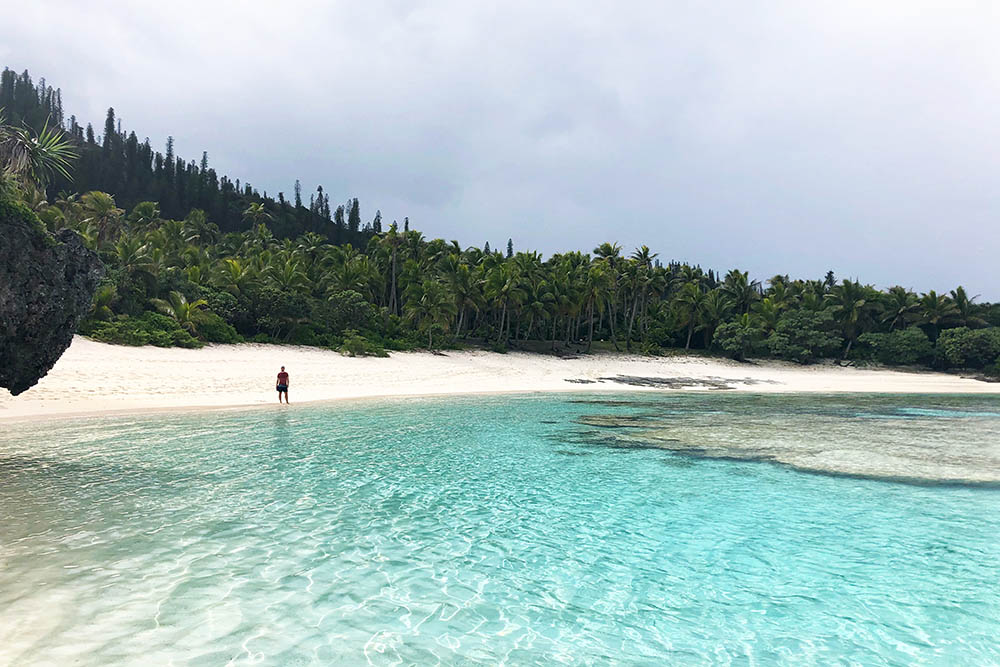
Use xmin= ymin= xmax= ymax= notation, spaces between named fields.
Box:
xmin=5 ymin=66 xmax=998 ymax=372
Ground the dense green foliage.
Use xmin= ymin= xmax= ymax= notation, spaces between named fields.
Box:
xmin=766 ymin=311 xmax=842 ymax=364
xmin=79 ymin=311 xmax=202 ymax=348
xmin=937 ymin=328 xmax=1000 ymax=370
xmin=0 ymin=195 xmax=53 ymax=245
xmin=4 ymin=67 xmax=999 ymax=374
xmin=2 ymin=68 xmax=375 ymax=241
xmin=713 ymin=316 xmax=765 ymax=362
xmin=857 ymin=329 xmax=934 ymax=366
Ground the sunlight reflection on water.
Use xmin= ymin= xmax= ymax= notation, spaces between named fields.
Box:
xmin=1 ymin=393 xmax=999 ymax=664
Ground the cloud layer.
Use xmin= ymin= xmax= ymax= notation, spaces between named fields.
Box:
xmin=6 ymin=0 xmax=999 ymax=295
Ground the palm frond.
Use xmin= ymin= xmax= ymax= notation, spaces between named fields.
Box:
xmin=0 ymin=114 xmax=78 ymax=187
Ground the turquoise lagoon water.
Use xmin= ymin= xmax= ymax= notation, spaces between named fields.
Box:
xmin=1 ymin=393 xmax=999 ymax=665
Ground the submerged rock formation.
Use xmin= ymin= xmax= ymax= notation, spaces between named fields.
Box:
xmin=0 ymin=197 xmax=103 ymax=395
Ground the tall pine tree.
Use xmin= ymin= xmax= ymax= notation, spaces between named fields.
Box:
xmin=348 ymin=197 xmax=361 ymax=234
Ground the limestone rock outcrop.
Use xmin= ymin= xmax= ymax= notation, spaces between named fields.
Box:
xmin=1 ymin=198 xmax=103 ymax=395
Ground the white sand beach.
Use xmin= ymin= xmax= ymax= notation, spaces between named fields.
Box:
xmin=1 ymin=336 xmax=997 ymax=421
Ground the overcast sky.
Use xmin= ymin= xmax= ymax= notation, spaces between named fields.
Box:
xmin=6 ymin=1 xmax=999 ymax=296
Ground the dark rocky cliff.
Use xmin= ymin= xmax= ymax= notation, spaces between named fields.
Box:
xmin=0 ymin=198 xmax=103 ymax=395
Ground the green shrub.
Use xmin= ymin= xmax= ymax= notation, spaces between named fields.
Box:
xmin=378 ymin=317 xmax=422 ymax=351
xmin=937 ymin=327 xmax=1000 ymax=369
xmin=713 ymin=317 xmax=765 ymax=361
xmin=287 ymin=324 xmax=322 ymax=347
xmin=338 ymin=329 xmax=388 ymax=357
xmin=170 ymin=328 xmax=201 ymax=348
xmin=383 ymin=337 xmax=419 ymax=352
xmin=766 ymin=311 xmax=842 ymax=363
xmin=196 ymin=287 xmax=242 ymax=321
xmin=857 ymin=328 xmax=933 ymax=366
xmin=138 ymin=311 xmax=177 ymax=328
xmin=245 ymin=286 xmax=311 ymax=339
xmin=80 ymin=311 xmax=203 ymax=348
xmin=646 ymin=324 xmax=681 ymax=349
xmin=640 ymin=342 xmax=663 ymax=356
xmin=195 ymin=311 xmax=243 ymax=343
xmin=0 ymin=196 xmax=56 ymax=247
xmin=322 ymin=290 xmax=380 ymax=333
xmin=82 ymin=319 xmax=154 ymax=346
xmin=280 ymin=325 xmax=342 ymax=348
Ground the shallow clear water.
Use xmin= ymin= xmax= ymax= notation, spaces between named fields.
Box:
xmin=1 ymin=393 xmax=999 ymax=665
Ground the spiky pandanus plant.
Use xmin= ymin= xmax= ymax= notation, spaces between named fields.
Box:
xmin=0 ymin=111 xmax=78 ymax=192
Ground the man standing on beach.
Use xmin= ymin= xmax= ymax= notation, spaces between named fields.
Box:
xmin=276 ymin=366 xmax=289 ymax=404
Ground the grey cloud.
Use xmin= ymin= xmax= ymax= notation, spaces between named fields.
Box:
xmin=4 ymin=0 xmax=998 ymax=296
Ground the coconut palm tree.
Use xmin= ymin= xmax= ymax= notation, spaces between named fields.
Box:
xmin=79 ymin=191 xmax=124 ymax=246
xmin=295 ymin=231 xmax=328 ymax=270
xmin=327 ymin=254 xmax=377 ymax=298
xmin=620 ymin=256 xmax=662 ymax=350
xmin=440 ymin=254 xmax=481 ymax=340
xmin=213 ymin=258 xmax=256 ymax=295
xmin=484 ymin=261 xmax=525 ymax=343
xmin=521 ymin=278 xmax=553 ymax=342
xmin=582 ymin=263 xmax=611 ymax=351
xmin=128 ymin=201 xmax=161 ymax=228
xmin=184 ymin=264 xmax=208 ymax=287
xmin=882 ymin=286 xmax=918 ymax=331
xmin=675 ymin=264 xmax=704 ymax=290
xmin=721 ymin=269 xmax=760 ymax=314
xmin=949 ymin=286 xmax=987 ymax=329
xmin=183 ymin=209 xmax=220 ymax=245
xmin=266 ymin=258 xmax=311 ymax=293
xmin=674 ymin=281 xmax=707 ymax=350
xmin=242 ymin=202 xmax=272 ymax=226
xmin=150 ymin=290 xmax=208 ymax=334
xmin=380 ymin=223 xmax=404 ymax=315
xmin=751 ymin=297 xmax=783 ymax=333
xmin=404 ymin=280 xmax=457 ymax=348
xmin=547 ymin=270 xmax=572 ymax=350
xmin=594 ymin=242 xmax=621 ymax=262
xmin=36 ymin=201 xmax=67 ymax=233
xmin=246 ymin=222 xmax=274 ymax=250
xmin=593 ymin=243 xmax=623 ymax=349
xmin=113 ymin=235 xmax=153 ymax=286
xmin=917 ymin=291 xmax=958 ymax=342
xmin=825 ymin=280 xmax=882 ymax=358
xmin=632 ymin=245 xmax=658 ymax=269
xmin=89 ymin=283 xmax=117 ymax=321
xmin=153 ymin=219 xmax=189 ymax=256
xmin=766 ymin=281 xmax=797 ymax=312
xmin=700 ymin=290 xmax=733 ymax=348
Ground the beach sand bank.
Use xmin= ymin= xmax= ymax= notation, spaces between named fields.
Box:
xmin=1 ymin=336 xmax=997 ymax=421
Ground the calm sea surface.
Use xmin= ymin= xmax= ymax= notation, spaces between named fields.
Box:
xmin=1 ymin=393 xmax=999 ymax=665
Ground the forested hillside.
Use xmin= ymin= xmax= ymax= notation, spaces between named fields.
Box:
xmin=1 ymin=68 xmax=375 ymax=242
xmin=3 ymin=67 xmax=999 ymax=375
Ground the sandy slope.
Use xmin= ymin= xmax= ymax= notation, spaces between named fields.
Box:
xmin=1 ymin=336 xmax=997 ymax=421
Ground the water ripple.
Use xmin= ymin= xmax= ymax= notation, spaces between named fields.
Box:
xmin=1 ymin=393 xmax=999 ymax=664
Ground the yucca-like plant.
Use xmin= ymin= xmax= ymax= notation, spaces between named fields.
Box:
xmin=0 ymin=110 xmax=78 ymax=189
